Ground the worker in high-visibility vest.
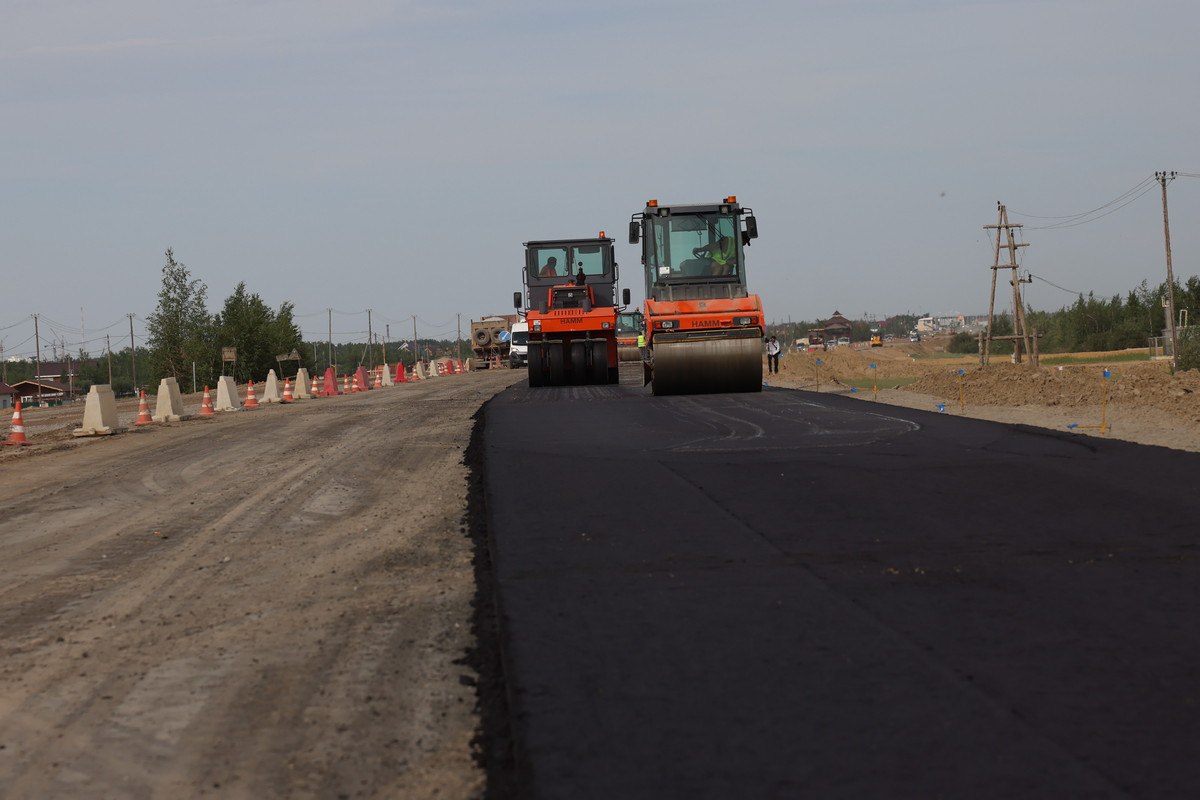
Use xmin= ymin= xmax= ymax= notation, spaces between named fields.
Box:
xmin=637 ymin=332 xmax=648 ymax=363
xmin=693 ymin=236 xmax=737 ymax=275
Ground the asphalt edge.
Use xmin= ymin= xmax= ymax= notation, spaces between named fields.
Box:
xmin=461 ymin=397 xmax=526 ymax=799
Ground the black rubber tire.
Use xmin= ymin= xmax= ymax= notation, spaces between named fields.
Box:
xmin=570 ymin=342 xmax=588 ymax=385
xmin=547 ymin=343 xmax=565 ymax=385
xmin=527 ymin=343 xmax=545 ymax=387
xmin=588 ymin=340 xmax=608 ymax=384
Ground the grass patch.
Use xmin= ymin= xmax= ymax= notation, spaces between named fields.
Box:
xmin=910 ymin=353 xmax=974 ymax=360
xmin=840 ymin=376 xmax=919 ymax=389
xmin=1040 ymin=352 xmax=1150 ymax=365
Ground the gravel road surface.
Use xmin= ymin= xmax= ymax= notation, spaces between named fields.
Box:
xmin=0 ymin=370 xmax=521 ymax=799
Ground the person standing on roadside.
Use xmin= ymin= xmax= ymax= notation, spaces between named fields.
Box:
xmin=766 ymin=335 xmax=781 ymax=374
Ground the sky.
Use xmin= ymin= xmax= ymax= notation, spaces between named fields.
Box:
xmin=3 ymin=0 xmax=1199 ymax=357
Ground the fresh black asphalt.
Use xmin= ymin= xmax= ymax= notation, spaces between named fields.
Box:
xmin=479 ymin=383 xmax=1200 ymax=798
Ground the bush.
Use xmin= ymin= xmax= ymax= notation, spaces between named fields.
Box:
xmin=947 ymin=332 xmax=977 ymax=354
xmin=1178 ymin=328 xmax=1200 ymax=371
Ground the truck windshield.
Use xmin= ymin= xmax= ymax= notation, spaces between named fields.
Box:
xmin=511 ymin=331 xmax=528 ymax=346
xmin=647 ymin=213 xmax=740 ymax=281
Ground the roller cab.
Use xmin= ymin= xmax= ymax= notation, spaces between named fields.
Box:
xmin=629 ymin=197 xmax=765 ymax=395
xmin=515 ymin=234 xmax=630 ymax=387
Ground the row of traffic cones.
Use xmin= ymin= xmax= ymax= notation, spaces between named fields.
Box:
xmin=5 ymin=365 xmax=434 ymax=446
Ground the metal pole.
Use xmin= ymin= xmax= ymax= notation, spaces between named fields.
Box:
xmin=128 ymin=313 xmax=137 ymax=392
xmin=33 ymin=314 xmax=42 ymax=403
xmin=1157 ymin=171 xmax=1180 ymax=370
xmin=327 ymin=308 xmax=333 ymax=373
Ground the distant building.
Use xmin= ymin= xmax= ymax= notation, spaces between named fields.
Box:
xmin=824 ymin=310 xmax=853 ymax=342
xmin=10 ymin=378 xmax=72 ymax=405
xmin=0 ymin=382 xmax=15 ymax=410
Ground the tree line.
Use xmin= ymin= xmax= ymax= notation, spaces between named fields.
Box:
xmin=2 ymin=250 xmax=470 ymax=397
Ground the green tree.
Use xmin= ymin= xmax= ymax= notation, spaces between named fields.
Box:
xmin=145 ymin=248 xmax=212 ymax=387
xmin=214 ymin=283 xmax=276 ymax=382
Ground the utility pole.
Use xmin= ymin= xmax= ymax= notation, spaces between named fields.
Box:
xmin=33 ymin=314 xmax=42 ymax=401
xmin=106 ymin=334 xmax=113 ymax=385
xmin=128 ymin=313 xmax=137 ymax=391
xmin=327 ymin=308 xmax=333 ymax=373
xmin=1 ymin=339 xmax=6 ymax=384
xmin=367 ymin=308 xmax=374 ymax=368
xmin=412 ymin=315 xmax=418 ymax=366
xmin=456 ymin=313 xmax=462 ymax=361
xmin=385 ymin=324 xmax=391 ymax=366
xmin=1157 ymin=171 xmax=1180 ymax=370
xmin=983 ymin=203 xmax=1034 ymax=365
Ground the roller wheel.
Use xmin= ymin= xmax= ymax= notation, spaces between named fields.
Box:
xmin=651 ymin=337 xmax=763 ymax=396
xmin=588 ymin=340 xmax=609 ymax=384
xmin=547 ymin=343 xmax=565 ymax=385
xmin=570 ymin=342 xmax=588 ymax=385
xmin=527 ymin=342 xmax=545 ymax=387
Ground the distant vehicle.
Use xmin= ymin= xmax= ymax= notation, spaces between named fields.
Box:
xmin=884 ymin=334 xmax=895 ymax=341
xmin=909 ymin=333 xmax=921 ymax=342
xmin=838 ymin=336 xmax=851 ymax=346
xmin=870 ymin=334 xmax=883 ymax=348
xmin=509 ymin=321 xmax=529 ymax=368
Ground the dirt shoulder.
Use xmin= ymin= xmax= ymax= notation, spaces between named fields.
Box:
xmin=0 ymin=369 xmax=523 ymax=799
xmin=767 ymin=343 xmax=1200 ymax=453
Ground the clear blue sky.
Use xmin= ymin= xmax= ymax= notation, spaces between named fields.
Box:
xmin=3 ymin=0 xmax=1198 ymax=356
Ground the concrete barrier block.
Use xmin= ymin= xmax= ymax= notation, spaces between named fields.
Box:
xmin=215 ymin=376 xmax=241 ymax=411
xmin=262 ymin=369 xmax=282 ymax=403
xmin=152 ymin=376 xmax=191 ymax=422
xmin=73 ymin=384 xmax=121 ymax=436
xmin=294 ymin=368 xmax=312 ymax=399
xmin=377 ymin=365 xmax=394 ymax=387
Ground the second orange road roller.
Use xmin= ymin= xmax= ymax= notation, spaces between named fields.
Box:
xmin=628 ymin=196 xmax=765 ymax=395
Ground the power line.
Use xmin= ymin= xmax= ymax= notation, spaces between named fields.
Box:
xmin=1009 ymin=175 xmax=1155 ymax=221
xmin=1020 ymin=181 xmax=1159 ymax=230
xmin=1029 ymin=273 xmax=1084 ymax=296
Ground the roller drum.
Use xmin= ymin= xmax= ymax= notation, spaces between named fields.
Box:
xmin=651 ymin=336 xmax=763 ymax=396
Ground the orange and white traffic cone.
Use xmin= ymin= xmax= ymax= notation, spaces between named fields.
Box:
xmin=311 ymin=375 xmax=321 ymax=398
xmin=134 ymin=390 xmax=154 ymax=426
xmin=4 ymin=400 xmax=31 ymax=446
xmin=281 ymin=377 xmax=293 ymax=403
xmin=351 ymin=374 xmax=360 ymax=393
xmin=199 ymin=386 xmax=215 ymax=417
xmin=342 ymin=375 xmax=350 ymax=394
xmin=244 ymin=379 xmax=260 ymax=410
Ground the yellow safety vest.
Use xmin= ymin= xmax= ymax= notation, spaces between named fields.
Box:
xmin=711 ymin=238 xmax=736 ymax=266
xmin=637 ymin=333 xmax=646 ymax=348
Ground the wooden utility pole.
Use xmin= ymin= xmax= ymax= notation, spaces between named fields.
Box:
xmin=1156 ymin=171 xmax=1179 ymax=370
xmin=366 ymin=308 xmax=374 ymax=368
xmin=127 ymin=313 xmax=137 ymax=391
xmin=983 ymin=204 xmax=1034 ymax=365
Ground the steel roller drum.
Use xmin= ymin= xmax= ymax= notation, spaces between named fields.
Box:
xmin=617 ymin=344 xmax=642 ymax=362
xmin=651 ymin=335 xmax=763 ymax=396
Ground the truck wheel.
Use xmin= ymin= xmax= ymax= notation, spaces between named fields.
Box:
xmin=528 ymin=343 xmax=545 ymax=387
xmin=588 ymin=340 xmax=608 ymax=384
xmin=570 ymin=341 xmax=588 ymax=385
xmin=547 ymin=343 xmax=565 ymax=385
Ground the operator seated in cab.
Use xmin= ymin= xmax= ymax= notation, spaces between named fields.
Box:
xmin=539 ymin=256 xmax=560 ymax=277
xmin=683 ymin=236 xmax=737 ymax=276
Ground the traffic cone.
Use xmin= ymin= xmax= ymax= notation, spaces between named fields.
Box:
xmin=351 ymin=374 xmax=360 ymax=393
xmin=199 ymin=386 xmax=215 ymax=417
xmin=342 ymin=375 xmax=350 ymax=394
xmin=311 ymin=375 xmax=321 ymax=398
xmin=244 ymin=379 xmax=260 ymax=410
xmin=282 ymin=377 xmax=293 ymax=403
xmin=134 ymin=390 xmax=154 ymax=426
xmin=4 ymin=400 xmax=30 ymax=446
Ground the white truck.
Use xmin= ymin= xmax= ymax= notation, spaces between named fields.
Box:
xmin=508 ymin=321 xmax=529 ymax=368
